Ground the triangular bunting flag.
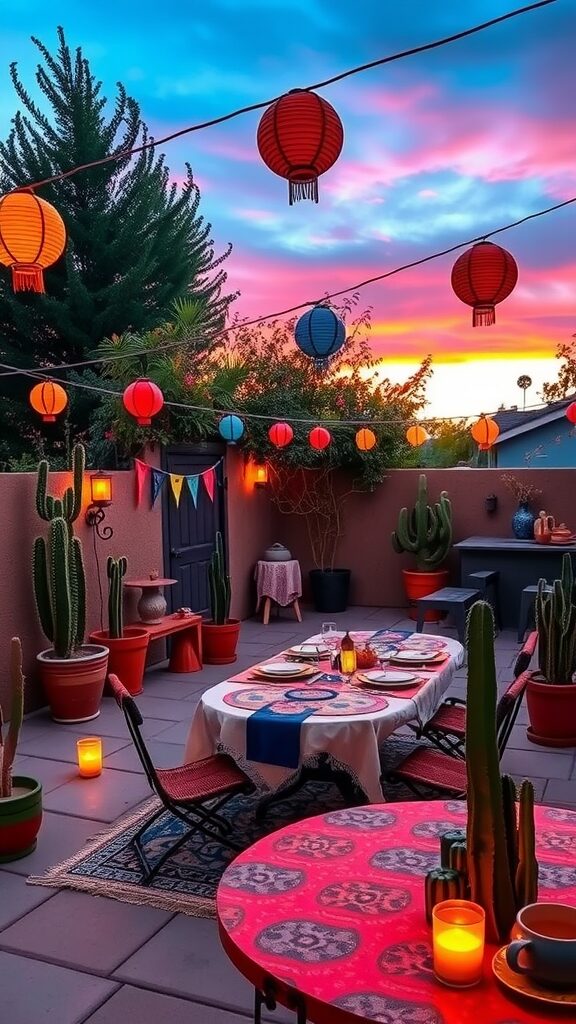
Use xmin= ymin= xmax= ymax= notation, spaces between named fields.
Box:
xmin=134 ymin=459 xmax=150 ymax=507
xmin=187 ymin=475 xmax=199 ymax=508
xmin=151 ymin=469 xmax=166 ymax=507
xmin=169 ymin=474 xmax=184 ymax=507
xmin=202 ymin=467 xmax=215 ymax=503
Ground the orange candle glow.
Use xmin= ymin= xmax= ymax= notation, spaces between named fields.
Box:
xmin=77 ymin=737 xmax=103 ymax=778
xmin=432 ymin=900 xmax=485 ymax=988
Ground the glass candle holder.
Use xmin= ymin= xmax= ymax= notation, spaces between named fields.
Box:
xmin=77 ymin=737 xmax=103 ymax=778
xmin=340 ymin=647 xmax=357 ymax=676
xmin=432 ymin=899 xmax=485 ymax=988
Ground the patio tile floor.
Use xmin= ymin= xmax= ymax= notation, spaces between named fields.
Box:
xmin=1 ymin=605 xmax=575 ymax=1023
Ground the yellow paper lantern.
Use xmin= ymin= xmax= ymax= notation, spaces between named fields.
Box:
xmin=406 ymin=425 xmax=429 ymax=447
xmin=355 ymin=427 xmax=376 ymax=451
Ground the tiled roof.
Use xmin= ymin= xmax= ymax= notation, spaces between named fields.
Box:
xmin=493 ymin=395 xmax=575 ymax=441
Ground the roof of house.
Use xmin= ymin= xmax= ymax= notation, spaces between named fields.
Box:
xmin=493 ymin=395 xmax=575 ymax=444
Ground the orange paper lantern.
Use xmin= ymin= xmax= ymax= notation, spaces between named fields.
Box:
xmin=123 ymin=379 xmax=164 ymax=426
xmin=268 ymin=422 xmax=294 ymax=448
xmin=309 ymin=426 xmax=331 ymax=451
xmin=29 ymin=380 xmax=68 ymax=422
xmin=355 ymin=427 xmax=376 ymax=451
xmin=406 ymin=425 xmax=429 ymax=447
xmin=0 ymin=192 xmax=66 ymax=293
xmin=470 ymin=416 xmax=500 ymax=447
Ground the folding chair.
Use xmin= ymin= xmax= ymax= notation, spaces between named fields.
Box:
xmin=386 ymin=669 xmax=530 ymax=798
xmin=108 ymin=673 xmax=253 ymax=883
xmin=417 ymin=631 xmax=537 ymax=758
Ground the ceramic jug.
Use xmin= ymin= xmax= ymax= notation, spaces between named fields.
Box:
xmin=551 ymin=523 xmax=573 ymax=544
xmin=534 ymin=510 xmax=555 ymax=544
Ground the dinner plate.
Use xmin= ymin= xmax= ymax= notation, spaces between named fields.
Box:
xmin=288 ymin=644 xmax=329 ymax=657
xmin=389 ymin=650 xmax=445 ymax=664
xmin=257 ymin=661 xmax=310 ymax=676
xmin=492 ymin=947 xmax=576 ymax=1007
xmin=361 ymin=670 xmax=417 ymax=684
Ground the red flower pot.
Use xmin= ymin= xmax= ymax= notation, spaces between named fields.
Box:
xmin=37 ymin=645 xmax=109 ymax=723
xmin=89 ymin=627 xmax=150 ymax=696
xmin=402 ymin=569 xmax=449 ymax=621
xmin=0 ymin=777 xmax=42 ymax=863
xmin=201 ymin=620 xmax=241 ymax=665
xmin=526 ymin=673 xmax=576 ymax=747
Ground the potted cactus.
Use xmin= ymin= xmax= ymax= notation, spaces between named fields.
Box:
xmin=89 ymin=557 xmax=150 ymax=696
xmin=201 ymin=532 xmax=240 ymax=664
xmin=33 ymin=444 xmax=109 ymax=722
xmin=391 ymin=474 xmax=452 ymax=619
xmin=526 ymin=553 xmax=576 ymax=746
xmin=0 ymin=638 xmax=43 ymax=862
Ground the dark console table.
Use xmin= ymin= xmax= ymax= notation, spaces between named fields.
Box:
xmin=455 ymin=536 xmax=576 ymax=629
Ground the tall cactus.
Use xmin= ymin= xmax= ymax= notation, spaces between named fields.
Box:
xmin=107 ymin=557 xmax=127 ymax=639
xmin=208 ymin=532 xmax=231 ymax=625
xmin=0 ymin=638 xmax=25 ymax=798
xmin=465 ymin=601 xmax=538 ymax=943
xmin=536 ymin=553 xmax=576 ymax=684
xmin=32 ymin=445 xmax=87 ymax=658
xmin=391 ymin=474 xmax=452 ymax=570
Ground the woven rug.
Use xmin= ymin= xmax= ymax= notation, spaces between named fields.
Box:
xmin=28 ymin=738 xmax=420 ymax=918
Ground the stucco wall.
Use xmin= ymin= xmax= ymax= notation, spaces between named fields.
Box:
xmin=225 ymin=449 xmax=277 ymax=620
xmin=496 ymin=419 xmax=576 ymax=468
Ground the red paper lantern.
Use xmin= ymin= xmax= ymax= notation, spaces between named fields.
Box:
xmin=268 ymin=422 xmax=294 ymax=448
xmin=566 ymin=402 xmax=576 ymax=425
xmin=309 ymin=426 xmax=331 ymax=451
xmin=451 ymin=241 xmax=518 ymax=326
xmin=123 ymin=379 xmax=164 ymax=426
xmin=257 ymin=90 xmax=344 ymax=204
xmin=355 ymin=428 xmax=376 ymax=451
xmin=29 ymin=380 xmax=68 ymax=422
xmin=470 ymin=416 xmax=500 ymax=447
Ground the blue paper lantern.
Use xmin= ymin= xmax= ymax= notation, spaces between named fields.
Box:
xmin=294 ymin=305 xmax=346 ymax=368
xmin=219 ymin=414 xmax=245 ymax=444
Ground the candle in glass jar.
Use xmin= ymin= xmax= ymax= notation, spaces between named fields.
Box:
xmin=432 ymin=900 xmax=485 ymax=987
xmin=340 ymin=632 xmax=357 ymax=675
xmin=77 ymin=737 xmax=103 ymax=778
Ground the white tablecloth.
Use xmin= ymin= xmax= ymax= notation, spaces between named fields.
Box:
xmin=184 ymin=631 xmax=464 ymax=802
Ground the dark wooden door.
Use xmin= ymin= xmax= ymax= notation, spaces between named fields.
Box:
xmin=162 ymin=444 xmax=227 ymax=616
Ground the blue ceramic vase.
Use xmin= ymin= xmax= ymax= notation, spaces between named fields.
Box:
xmin=512 ymin=501 xmax=536 ymax=540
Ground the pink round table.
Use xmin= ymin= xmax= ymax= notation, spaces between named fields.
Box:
xmin=217 ymin=799 xmax=576 ymax=1024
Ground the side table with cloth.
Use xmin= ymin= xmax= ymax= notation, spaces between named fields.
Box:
xmin=184 ymin=630 xmax=464 ymax=803
xmin=255 ymin=559 xmax=302 ymax=624
xmin=217 ymin=799 xmax=576 ymax=1024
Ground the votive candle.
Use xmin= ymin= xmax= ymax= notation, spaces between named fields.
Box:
xmin=77 ymin=737 xmax=103 ymax=778
xmin=432 ymin=899 xmax=485 ymax=988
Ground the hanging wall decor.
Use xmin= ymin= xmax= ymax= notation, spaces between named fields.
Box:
xmin=0 ymin=191 xmax=66 ymax=293
xmin=355 ymin=427 xmax=377 ymax=451
xmin=470 ymin=415 xmax=500 ymax=448
xmin=451 ymin=241 xmax=518 ymax=326
xmin=29 ymin=380 xmax=68 ymax=422
xmin=268 ymin=421 xmax=294 ymax=448
xmin=218 ymin=414 xmax=245 ymax=444
xmin=309 ymin=426 xmax=332 ymax=451
xmin=294 ymin=304 xmax=346 ymax=369
xmin=123 ymin=379 xmax=164 ymax=426
xmin=406 ymin=425 xmax=430 ymax=447
xmin=135 ymin=458 xmax=222 ymax=509
xmin=256 ymin=89 xmax=344 ymax=204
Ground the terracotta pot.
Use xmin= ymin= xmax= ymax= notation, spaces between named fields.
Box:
xmin=37 ymin=645 xmax=109 ymax=723
xmin=201 ymin=620 xmax=241 ymax=665
xmin=89 ymin=627 xmax=150 ymax=696
xmin=526 ymin=673 xmax=576 ymax=747
xmin=402 ymin=569 xmax=449 ymax=621
xmin=0 ymin=777 xmax=42 ymax=863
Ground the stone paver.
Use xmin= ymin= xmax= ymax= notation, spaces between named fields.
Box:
xmin=1 ymin=606 xmax=574 ymax=1024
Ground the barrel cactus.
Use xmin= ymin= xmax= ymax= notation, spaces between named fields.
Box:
xmin=208 ymin=532 xmax=231 ymax=625
xmin=0 ymin=639 xmax=25 ymax=798
xmin=107 ymin=557 xmax=127 ymax=639
xmin=391 ymin=474 xmax=452 ymax=570
xmin=466 ymin=601 xmax=538 ymax=943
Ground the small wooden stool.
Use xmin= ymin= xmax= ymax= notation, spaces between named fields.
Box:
xmin=517 ymin=583 xmax=552 ymax=642
xmin=260 ymin=595 xmax=302 ymax=625
xmin=467 ymin=570 xmax=501 ymax=630
xmin=416 ymin=587 xmax=480 ymax=644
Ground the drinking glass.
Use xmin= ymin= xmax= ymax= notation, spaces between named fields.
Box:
xmin=321 ymin=621 xmax=339 ymax=668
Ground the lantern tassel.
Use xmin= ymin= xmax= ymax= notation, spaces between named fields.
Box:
xmin=289 ymin=178 xmax=319 ymax=205
xmin=11 ymin=264 xmax=45 ymax=294
xmin=473 ymin=304 xmax=496 ymax=327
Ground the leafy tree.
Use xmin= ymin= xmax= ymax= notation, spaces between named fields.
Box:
xmin=541 ymin=337 xmax=576 ymax=402
xmin=419 ymin=418 xmax=474 ymax=468
xmin=0 ymin=27 xmax=236 ymax=462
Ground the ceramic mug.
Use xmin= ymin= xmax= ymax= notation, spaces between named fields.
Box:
xmin=506 ymin=903 xmax=576 ymax=989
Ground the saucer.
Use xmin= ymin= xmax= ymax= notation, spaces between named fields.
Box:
xmin=492 ymin=946 xmax=576 ymax=1007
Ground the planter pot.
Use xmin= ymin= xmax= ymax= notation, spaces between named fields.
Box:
xmin=402 ymin=569 xmax=449 ymax=621
xmin=202 ymin=620 xmax=241 ymax=665
xmin=89 ymin=628 xmax=150 ymax=696
xmin=526 ymin=673 xmax=576 ymax=747
xmin=37 ymin=645 xmax=109 ymax=723
xmin=309 ymin=569 xmax=351 ymax=614
xmin=512 ymin=501 xmax=536 ymax=540
xmin=0 ymin=777 xmax=42 ymax=863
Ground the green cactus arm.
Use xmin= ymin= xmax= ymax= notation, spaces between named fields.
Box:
xmin=561 ymin=552 xmax=573 ymax=608
xmin=36 ymin=460 xmax=49 ymax=520
xmin=49 ymin=518 xmax=73 ymax=658
xmin=33 ymin=537 xmax=54 ymax=644
xmin=501 ymin=774 xmax=519 ymax=889
xmin=1 ymin=638 xmax=24 ymax=798
xmin=71 ymin=537 xmax=86 ymax=648
xmin=515 ymin=780 xmax=538 ymax=908
xmin=62 ymin=487 xmax=74 ymax=522
xmin=45 ymin=495 xmax=55 ymax=519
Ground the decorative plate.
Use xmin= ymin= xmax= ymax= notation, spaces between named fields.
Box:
xmin=492 ymin=946 xmax=576 ymax=1007
xmin=389 ymin=651 xmax=446 ymax=665
xmin=288 ymin=644 xmax=329 ymax=657
xmin=257 ymin=661 xmax=310 ymax=675
xmin=359 ymin=670 xmax=417 ymax=686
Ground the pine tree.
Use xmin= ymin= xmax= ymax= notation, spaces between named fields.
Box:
xmin=0 ymin=27 xmax=236 ymax=463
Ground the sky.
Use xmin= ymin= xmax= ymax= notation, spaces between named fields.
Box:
xmin=2 ymin=0 xmax=575 ymax=417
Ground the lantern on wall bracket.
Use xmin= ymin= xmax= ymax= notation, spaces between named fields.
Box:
xmin=123 ymin=379 xmax=164 ymax=426
xmin=29 ymin=380 xmax=68 ymax=422
xmin=451 ymin=240 xmax=518 ymax=326
xmin=309 ymin=426 xmax=331 ymax=451
xmin=470 ymin=415 xmax=500 ymax=449
xmin=219 ymin=414 xmax=245 ymax=444
xmin=257 ymin=89 xmax=344 ymax=204
xmin=253 ymin=462 xmax=269 ymax=487
xmin=355 ymin=427 xmax=376 ymax=452
xmin=406 ymin=425 xmax=430 ymax=447
xmin=85 ymin=470 xmax=114 ymax=541
xmin=294 ymin=304 xmax=346 ymax=370
xmin=0 ymin=191 xmax=66 ymax=293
